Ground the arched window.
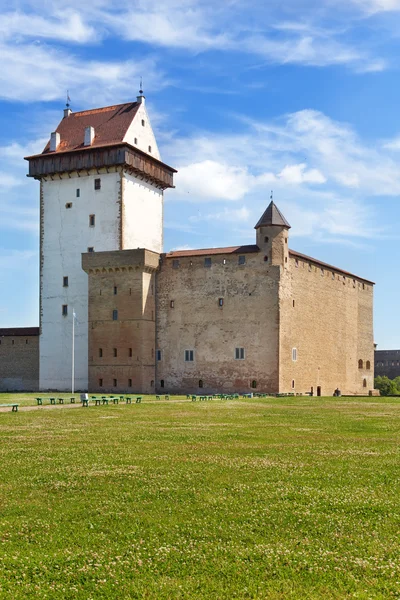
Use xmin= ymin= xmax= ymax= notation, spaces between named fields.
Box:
xmin=292 ymin=380 xmax=295 ymax=389
xmin=366 ymin=361 xmax=371 ymax=370
xmin=251 ymin=380 xmax=257 ymax=389
xmin=363 ymin=378 xmax=367 ymax=388
xmin=160 ymin=379 xmax=164 ymax=388
xmin=358 ymin=359 xmax=363 ymax=369
xmin=199 ymin=379 xmax=203 ymax=388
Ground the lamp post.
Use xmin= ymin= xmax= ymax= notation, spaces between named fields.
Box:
xmin=72 ymin=309 xmax=76 ymax=394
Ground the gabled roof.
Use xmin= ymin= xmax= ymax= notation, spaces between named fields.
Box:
xmin=41 ymin=102 xmax=141 ymax=155
xmin=254 ymin=201 xmax=291 ymax=229
xmin=164 ymin=245 xmax=259 ymax=258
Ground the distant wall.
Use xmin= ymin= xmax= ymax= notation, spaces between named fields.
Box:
xmin=0 ymin=329 xmax=39 ymax=391
xmin=375 ymin=350 xmax=400 ymax=379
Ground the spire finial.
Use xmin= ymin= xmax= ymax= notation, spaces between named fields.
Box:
xmin=66 ymin=90 xmax=71 ymax=108
xmin=270 ymin=190 xmax=273 ymax=202
xmin=139 ymin=77 xmax=143 ymax=96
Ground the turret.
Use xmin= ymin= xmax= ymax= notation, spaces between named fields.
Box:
xmin=255 ymin=201 xmax=291 ymax=267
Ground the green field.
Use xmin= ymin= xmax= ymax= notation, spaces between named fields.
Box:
xmin=0 ymin=394 xmax=399 ymax=599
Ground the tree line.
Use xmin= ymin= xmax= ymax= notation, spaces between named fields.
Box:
xmin=374 ymin=376 xmax=400 ymax=396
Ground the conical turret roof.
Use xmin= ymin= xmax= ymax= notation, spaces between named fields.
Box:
xmin=254 ymin=201 xmax=291 ymax=229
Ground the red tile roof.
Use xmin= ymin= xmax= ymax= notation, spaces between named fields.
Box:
xmin=0 ymin=327 xmax=40 ymax=337
xmin=41 ymin=102 xmax=140 ymax=155
xmin=289 ymin=250 xmax=374 ymax=284
xmin=164 ymin=245 xmax=259 ymax=258
xmin=164 ymin=245 xmax=373 ymax=283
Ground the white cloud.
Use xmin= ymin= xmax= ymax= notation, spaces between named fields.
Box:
xmin=175 ymin=160 xmax=251 ymax=201
xmin=279 ymin=163 xmax=326 ymax=184
xmin=0 ymin=12 xmax=96 ymax=43
xmin=189 ymin=206 xmax=250 ymax=223
xmin=350 ymin=0 xmax=400 ymax=13
xmin=0 ymin=41 xmax=167 ymax=104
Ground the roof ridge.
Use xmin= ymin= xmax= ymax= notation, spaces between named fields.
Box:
xmin=72 ymin=101 xmax=137 ymax=116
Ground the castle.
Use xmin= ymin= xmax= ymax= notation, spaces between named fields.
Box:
xmin=0 ymin=95 xmax=375 ymax=395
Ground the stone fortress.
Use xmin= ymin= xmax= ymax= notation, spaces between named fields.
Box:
xmin=0 ymin=94 xmax=375 ymax=395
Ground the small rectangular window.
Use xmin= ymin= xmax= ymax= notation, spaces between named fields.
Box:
xmin=185 ymin=350 xmax=194 ymax=362
xmin=94 ymin=178 xmax=101 ymax=190
xmin=65 ymin=202 xmax=72 ymax=209
xmin=148 ymin=145 xmax=152 ymax=153
xmin=235 ymin=347 xmax=245 ymax=360
xmin=218 ymin=298 xmax=224 ymax=307
xmin=89 ymin=214 xmax=95 ymax=227
xmin=114 ymin=286 xmax=117 ymax=295
xmin=63 ymin=276 xmax=68 ymax=287
xmin=292 ymin=348 xmax=297 ymax=362
xmin=112 ymin=309 xmax=118 ymax=321
xmin=238 ymin=255 xmax=246 ymax=265
xmin=156 ymin=350 xmax=162 ymax=361
xmin=99 ymin=348 xmax=103 ymax=358
xmin=129 ymin=348 xmax=132 ymax=357
xmin=62 ymin=304 xmax=68 ymax=316
xmin=204 ymin=257 xmax=212 ymax=268
xmin=99 ymin=378 xmax=103 ymax=387
xmin=172 ymin=259 xmax=180 ymax=269
xmin=76 ymin=189 xmax=80 ymax=198
xmin=113 ymin=378 xmax=117 ymax=387
xmin=128 ymin=379 xmax=132 ymax=387
xmin=88 ymin=247 xmax=94 ymax=253
xmin=170 ymin=300 xmax=174 ymax=308
xmin=113 ymin=348 xmax=117 ymax=357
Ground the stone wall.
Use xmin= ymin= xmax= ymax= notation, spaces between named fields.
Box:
xmin=82 ymin=249 xmax=159 ymax=394
xmin=0 ymin=328 xmax=39 ymax=391
xmin=279 ymin=253 xmax=374 ymax=396
xmin=156 ymin=250 xmax=280 ymax=395
xmin=375 ymin=350 xmax=400 ymax=379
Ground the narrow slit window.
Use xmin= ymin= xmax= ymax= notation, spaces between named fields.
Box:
xmin=112 ymin=309 xmax=118 ymax=321
xmin=251 ymin=380 xmax=257 ymax=389
xmin=94 ymin=178 xmax=101 ymax=190
xmin=113 ymin=348 xmax=117 ymax=357
xmin=170 ymin=300 xmax=174 ymax=308
xmin=63 ymin=276 xmax=69 ymax=287
xmin=62 ymin=304 xmax=68 ymax=316
xmin=199 ymin=380 xmax=203 ymax=388
xmin=218 ymin=298 xmax=224 ymax=307
xmin=160 ymin=379 xmax=165 ymax=388
xmin=148 ymin=145 xmax=152 ymax=153
xmin=89 ymin=214 xmax=95 ymax=227
xmin=292 ymin=348 xmax=297 ymax=362
xmin=156 ymin=350 xmax=162 ymax=361
xmin=129 ymin=348 xmax=132 ymax=357
xmin=99 ymin=348 xmax=103 ymax=358
xmin=76 ymin=189 xmax=80 ymax=198
xmin=185 ymin=350 xmax=194 ymax=362
xmin=99 ymin=378 xmax=103 ymax=387
xmin=113 ymin=378 xmax=117 ymax=387
xmin=128 ymin=379 xmax=132 ymax=387
xmin=114 ymin=286 xmax=117 ymax=295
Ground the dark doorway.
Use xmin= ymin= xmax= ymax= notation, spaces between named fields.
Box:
xmin=317 ymin=386 xmax=322 ymax=397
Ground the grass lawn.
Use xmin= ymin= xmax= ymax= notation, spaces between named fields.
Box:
xmin=0 ymin=395 xmax=399 ymax=599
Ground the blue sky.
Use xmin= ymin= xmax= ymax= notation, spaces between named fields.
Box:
xmin=0 ymin=0 xmax=400 ymax=348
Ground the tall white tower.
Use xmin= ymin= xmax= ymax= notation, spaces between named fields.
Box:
xmin=26 ymin=95 xmax=176 ymax=391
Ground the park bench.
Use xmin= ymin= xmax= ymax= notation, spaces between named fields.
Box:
xmin=165 ymin=395 xmax=170 ymax=400
xmin=0 ymin=403 xmax=19 ymax=412
xmin=112 ymin=398 xmax=119 ymax=404
xmin=135 ymin=397 xmax=142 ymax=403
xmin=126 ymin=397 xmax=132 ymax=404
xmin=102 ymin=398 xmax=109 ymax=405
xmin=95 ymin=399 xmax=102 ymax=406
xmin=50 ymin=397 xmax=56 ymax=404
xmin=191 ymin=395 xmax=197 ymax=401
xmin=82 ymin=398 xmax=89 ymax=407
xmin=156 ymin=395 xmax=161 ymax=400
xmin=70 ymin=397 xmax=76 ymax=403
xmin=36 ymin=397 xmax=43 ymax=405
xmin=58 ymin=398 xmax=64 ymax=404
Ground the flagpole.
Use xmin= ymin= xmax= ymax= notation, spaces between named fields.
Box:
xmin=72 ymin=308 xmax=75 ymax=394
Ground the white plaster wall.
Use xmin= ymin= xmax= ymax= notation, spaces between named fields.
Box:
xmin=122 ymin=173 xmax=163 ymax=253
xmin=40 ymin=171 xmax=121 ymax=390
xmin=123 ymin=101 xmax=161 ymax=160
